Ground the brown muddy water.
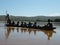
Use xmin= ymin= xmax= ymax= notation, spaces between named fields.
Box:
xmin=0 ymin=22 xmax=60 ymax=45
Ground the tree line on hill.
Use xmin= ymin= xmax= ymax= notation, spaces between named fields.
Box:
xmin=0 ymin=15 xmax=60 ymax=22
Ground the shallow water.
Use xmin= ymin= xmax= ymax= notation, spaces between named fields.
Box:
xmin=0 ymin=22 xmax=60 ymax=45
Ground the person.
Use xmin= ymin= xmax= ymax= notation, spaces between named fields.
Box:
xmin=28 ymin=22 xmax=32 ymax=27
xmin=47 ymin=19 xmax=53 ymax=28
xmin=43 ymin=19 xmax=53 ymax=28
xmin=16 ymin=21 xmax=19 ymax=26
xmin=7 ymin=18 xmax=11 ymax=25
xmin=24 ymin=22 xmax=27 ymax=27
xmin=6 ymin=13 xmax=9 ymax=20
xmin=12 ymin=21 xmax=15 ymax=26
xmin=20 ymin=22 xmax=24 ymax=27
xmin=33 ymin=22 xmax=37 ymax=28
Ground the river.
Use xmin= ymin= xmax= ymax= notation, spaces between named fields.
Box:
xmin=0 ymin=21 xmax=60 ymax=45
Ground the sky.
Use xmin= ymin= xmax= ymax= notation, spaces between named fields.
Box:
xmin=0 ymin=0 xmax=60 ymax=16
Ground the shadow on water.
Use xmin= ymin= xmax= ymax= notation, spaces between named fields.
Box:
xmin=5 ymin=27 xmax=56 ymax=40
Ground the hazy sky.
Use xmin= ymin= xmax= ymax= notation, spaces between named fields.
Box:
xmin=0 ymin=0 xmax=60 ymax=16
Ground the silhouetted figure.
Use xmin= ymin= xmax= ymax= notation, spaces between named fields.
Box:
xmin=6 ymin=14 xmax=9 ymax=20
xmin=24 ymin=22 xmax=27 ymax=27
xmin=43 ymin=19 xmax=53 ymax=28
xmin=7 ymin=18 xmax=11 ymax=25
xmin=20 ymin=22 xmax=24 ymax=27
xmin=47 ymin=19 xmax=53 ymax=28
xmin=33 ymin=22 xmax=37 ymax=28
xmin=28 ymin=22 xmax=32 ymax=28
xmin=16 ymin=21 xmax=19 ymax=26
xmin=12 ymin=21 xmax=15 ymax=26
xmin=37 ymin=25 xmax=41 ymax=28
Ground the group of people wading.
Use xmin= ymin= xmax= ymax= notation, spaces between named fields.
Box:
xmin=6 ymin=14 xmax=53 ymax=28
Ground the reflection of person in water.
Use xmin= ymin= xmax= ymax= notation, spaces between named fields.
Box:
xmin=16 ymin=27 xmax=19 ymax=32
xmin=33 ymin=30 xmax=36 ymax=35
xmin=21 ymin=27 xmax=27 ymax=33
xmin=6 ymin=27 xmax=19 ymax=39
xmin=28 ymin=28 xmax=32 ymax=35
xmin=41 ymin=30 xmax=56 ymax=40
xmin=5 ymin=27 xmax=12 ymax=39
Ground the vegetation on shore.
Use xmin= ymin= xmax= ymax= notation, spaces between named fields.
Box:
xmin=0 ymin=15 xmax=60 ymax=22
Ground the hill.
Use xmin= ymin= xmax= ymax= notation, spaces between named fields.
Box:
xmin=0 ymin=15 xmax=60 ymax=22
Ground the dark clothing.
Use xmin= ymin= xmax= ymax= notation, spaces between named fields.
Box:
xmin=24 ymin=22 xmax=27 ymax=27
xmin=12 ymin=21 xmax=15 ymax=26
xmin=17 ymin=21 xmax=19 ymax=26
xmin=33 ymin=22 xmax=37 ymax=28
xmin=6 ymin=14 xmax=9 ymax=20
xmin=7 ymin=18 xmax=11 ymax=24
xmin=21 ymin=22 xmax=24 ymax=27
xmin=47 ymin=23 xmax=53 ymax=28
xmin=28 ymin=22 xmax=32 ymax=27
xmin=43 ymin=22 xmax=53 ymax=28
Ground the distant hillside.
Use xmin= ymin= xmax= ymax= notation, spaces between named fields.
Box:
xmin=0 ymin=15 xmax=6 ymax=21
xmin=0 ymin=15 xmax=60 ymax=22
